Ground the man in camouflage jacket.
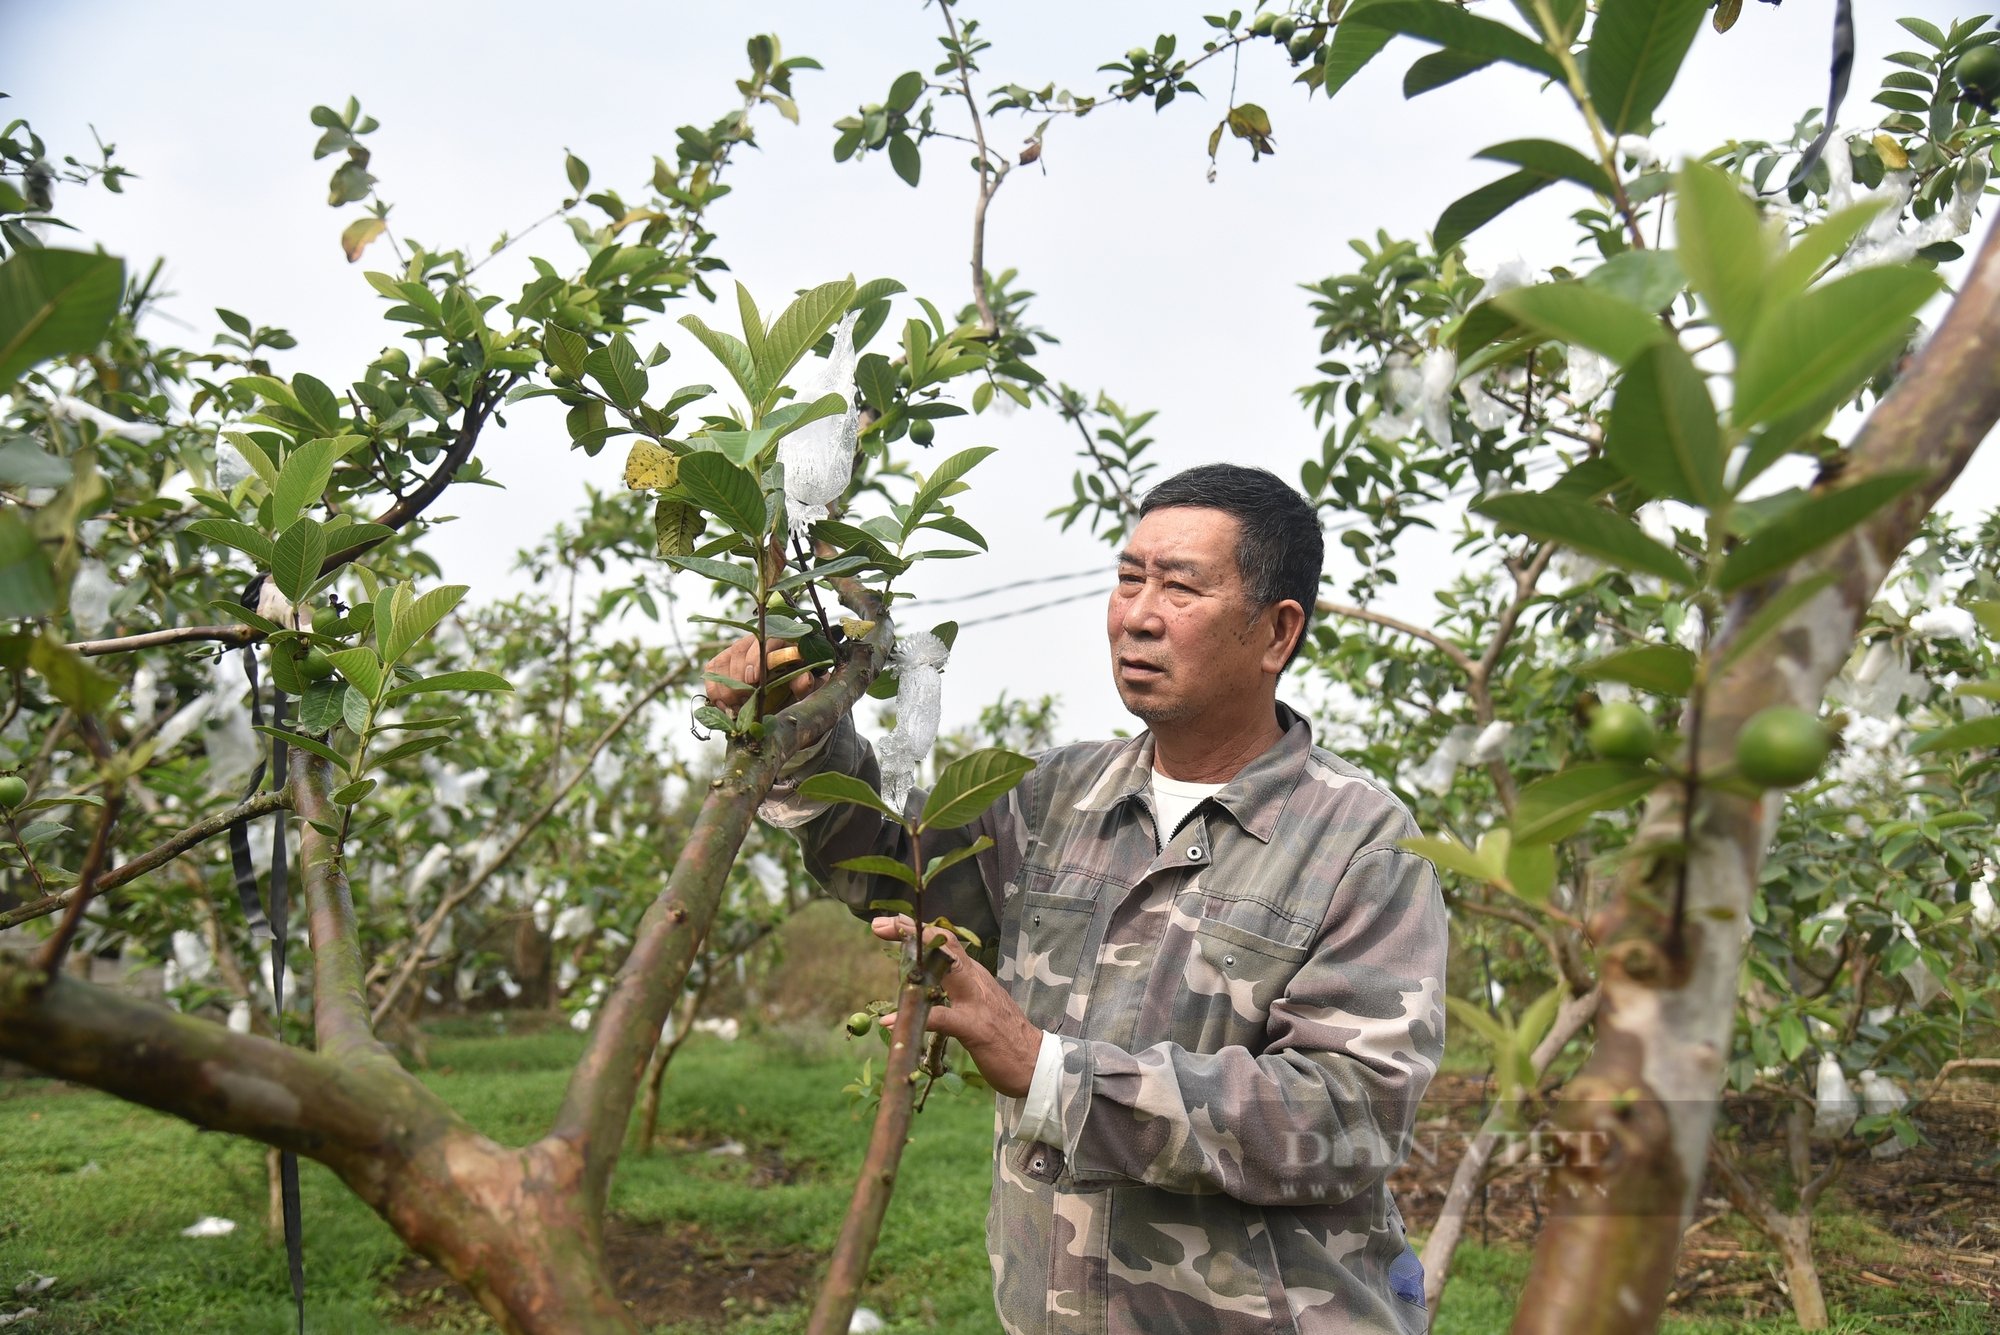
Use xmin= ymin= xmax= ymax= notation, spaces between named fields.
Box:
xmin=721 ymin=465 xmax=1445 ymax=1333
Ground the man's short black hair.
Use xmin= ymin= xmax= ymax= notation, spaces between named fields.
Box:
xmin=1138 ymin=463 xmax=1322 ymax=668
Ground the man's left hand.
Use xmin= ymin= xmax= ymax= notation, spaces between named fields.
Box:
xmin=871 ymin=914 xmax=1042 ymax=1099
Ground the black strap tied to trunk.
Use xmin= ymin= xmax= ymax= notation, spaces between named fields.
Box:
xmin=224 ymin=575 xmax=307 ymax=1334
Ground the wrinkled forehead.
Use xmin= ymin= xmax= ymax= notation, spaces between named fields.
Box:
xmin=1118 ymin=506 xmax=1242 ymax=581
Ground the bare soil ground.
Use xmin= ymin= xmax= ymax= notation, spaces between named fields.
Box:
xmin=386 ymin=1135 xmax=817 ymax=1330
xmin=1390 ymin=1072 xmax=2000 ymax=1323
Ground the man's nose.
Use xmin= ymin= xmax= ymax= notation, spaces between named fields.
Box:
xmin=1119 ymin=583 xmax=1165 ymax=635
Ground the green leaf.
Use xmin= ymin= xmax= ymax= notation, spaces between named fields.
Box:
xmin=1675 ymin=163 xmax=1768 ymax=347
xmin=269 ymin=518 xmax=328 ymax=602
xmin=584 ymin=333 xmax=649 ymax=411
xmin=1513 ymin=763 xmax=1662 ymax=843
xmin=221 ymin=431 xmax=280 ymax=488
xmin=1404 ymin=49 xmax=1498 ymax=97
xmin=1506 ymin=842 xmax=1557 ymax=902
xmin=886 ymin=70 xmax=925 ymax=112
xmin=1910 ymin=716 xmax=2000 ymax=756
xmin=1321 ymin=0 xmax=1397 ymax=100
xmin=1586 ymin=0 xmax=1709 ymax=136
xmin=677 ymin=451 xmax=769 ymax=538
xmin=1516 ymin=982 xmax=1566 ymax=1053
xmin=1778 ymin=1013 xmax=1808 ymax=1063
xmin=1350 ymin=1 xmax=1564 ymax=80
xmin=1475 ymin=492 xmax=1695 ymax=585
xmin=662 ymin=552 xmax=758 ymax=593
xmin=0 ymin=249 xmax=125 ymax=387
xmin=1717 ymin=472 xmax=1924 ymax=592
xmin=382 ymin=584 xmax=469 ymax=665
xmin=1579 ymin=644 xmax=1695 ymax=694
xmin=1435 ymin=170 xmax=1555 ymax=254
xmin=1401 ymin=834 xmax=1503 ymax=885
xmin=296 ymin=679 xmax=347 ymax=732
xmin=909 ymin=446 xmax=997 ymax=523
xmin=1583 ymin=251 xmax=1688 ymax=313
xmin=678 ymin=313 xmax=761 ymax=406
xmin=254 ymin=724 xmax=348 ymax=771
xmin=1492 ymin=282 xmax=1666 ymax=365
xmin=384 ymin=670 xmax=512 ymax=701
xmin=1768 ymin=199 xmax=1888 ymax=302
xmin=0 ymin=435 xmax=74 ymax=487
xmin=271 ymin=435 xmax=363 ymax=531
xmin=918 ymin=748 xmax=1036 ymax=832
xmin=185 ymin=519 xmax=274 ymax=566
xmin=27 ymin=635 xmax=117 ymax=713
xmin=797 ymin=772 xmax=903 ymax=820
xmin=1716 ymin=573 xmax=1835 ymax=671
xmin=924 ymin=835 xmax=995 ymax=883
xmin=291 ymin=373 xmax=343 ymax=434
xmin=369 ymin=733 xmax=453 ymax=770
xmin=757 ymin=279 xmax=856 ymax=412
xmin=1475 ymin=138 xmax=1616 ymax=195
xmin=1606 ymin=340 xmax=1723 ymax=505
xmin=543 ymin=324 xmax=587 ymax=378
xmin=332 ymin=778 xmax=377 ymax=805
xmin=834 ymin=854 xmax=919 ymax=887
xmin=888 ymin=133 xmax=922 ymax=187
xmin=1732 ymin=266 xmax=1941 ymax=431
xmin=1443 ymin=994 xmax=1512 ymax=1052
xmin=326 ymin=646 xmax=383 ymax=699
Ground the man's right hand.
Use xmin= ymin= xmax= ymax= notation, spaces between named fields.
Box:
xmin=703 ymin=634 xmax=822 ymax=712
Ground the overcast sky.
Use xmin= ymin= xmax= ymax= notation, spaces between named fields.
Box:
xmin=7 ymin=1 xmax=1994 ymax=747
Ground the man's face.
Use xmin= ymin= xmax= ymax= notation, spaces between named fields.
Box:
xmin=1107 ymin=507 xmax=1288 ymax=727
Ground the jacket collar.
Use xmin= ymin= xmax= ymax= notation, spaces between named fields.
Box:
xmin=1072 ymin=702 xmax=1313 ymax=844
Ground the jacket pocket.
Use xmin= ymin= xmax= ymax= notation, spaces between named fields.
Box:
xmin=1013 ymin=887 xmax=1095 ymax=1032
xmin=1185 ymin=916 xmax=1310 ymax=1047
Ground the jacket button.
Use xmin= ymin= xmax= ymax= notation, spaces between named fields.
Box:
xmin=1030 ymin=1157 xmax=1045 ymax=1172
xmin=1223 ymin=954 xmax=1236 ymax=968
xmin=1032 ymin=912 xmax=1042 ymax=926
xmin=1186 ymin=846 xmax=1204 ymax=861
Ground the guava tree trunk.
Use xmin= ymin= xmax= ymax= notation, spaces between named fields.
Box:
xmin=1511 ymin=218 xmax=2000 ymax=1334
xmin=0 ymin=619 xmax=891 ymax=1335
xmin=1709 ymin=1141 xmax=1830 ymax=1331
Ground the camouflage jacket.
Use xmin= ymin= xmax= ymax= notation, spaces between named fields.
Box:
xmin=762 ymin=703 xmax=1445 ymax=1334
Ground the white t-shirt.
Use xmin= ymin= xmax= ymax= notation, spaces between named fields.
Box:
xmin=1150 ymin=769 xmax=1225 ymax=849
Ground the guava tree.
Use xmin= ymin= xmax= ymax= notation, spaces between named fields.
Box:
xmin=0 ymin=37 xmax=1036 ymax=1331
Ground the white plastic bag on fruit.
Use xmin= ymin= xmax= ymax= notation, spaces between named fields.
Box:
xmin=1857 ymin=1069 xmax=1914 ymax=1159
xmin=1811 ymin=1054 xmax=1858 ymax=1140
xmin=780 ymin=311 xmax=862 ymax=538
xmin=877 ymin=630 xmax=948 ymax=811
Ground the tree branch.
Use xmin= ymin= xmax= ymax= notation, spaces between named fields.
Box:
xmin=290 ymin=755 xmax=397 ymax=1067
xmin=370 ymin=665 xmax=688 ymax=1026
xmin=939 ymin=0 xmax=1003 ymax=334
xmin=0 ymin=951 xmax=397 ymax=1164
xmin=322 ymin=373 xmax=515 ymax=571
xmin=1316 ymin=598 xmax=1478 ymax=678
xmin=805 ymin=945 xmax=952 ymax=1335
xmin=72 ymin=624 xmax=259 ymax=657
xmin=547 ymin=594 xmax=892 ymax=1217
xmin=0 ymin=789 xmax=291 ymax=932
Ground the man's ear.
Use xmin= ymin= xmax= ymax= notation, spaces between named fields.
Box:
xmin=1264 ymin=599 xmax=1307 ymax=673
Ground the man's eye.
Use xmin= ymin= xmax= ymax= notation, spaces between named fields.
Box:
xmin=1167 ymin=582 xmax=1194 ymax=595
xmin=1118 ymin=573 xmax=1143 ymax=586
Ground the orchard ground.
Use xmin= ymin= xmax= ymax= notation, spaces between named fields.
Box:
xmin=2 ymin=905 xmax=1994 ymax=1334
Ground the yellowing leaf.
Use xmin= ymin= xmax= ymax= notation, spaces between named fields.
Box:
xmin=340 ymin=217 xmax=387 ymax=263
xmin=623 ymin=439 xmax=680 ymax=491
xmin=1873 ymin=134 xmax=1909 ymax=170
xmin=841 ymin=618 xmax=877 ymax=638
xmin=653 ymin=496 xmax=704 ymax=557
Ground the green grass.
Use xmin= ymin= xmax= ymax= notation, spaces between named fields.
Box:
xmin=1 ymin=1027 xmax=1989 ymax=1333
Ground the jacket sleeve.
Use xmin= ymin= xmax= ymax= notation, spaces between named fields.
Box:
xmin=1046 ymin=844 xmax=1447 ymax=1206
xmin=758 ymin=713 xmax=1032 ymax=951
